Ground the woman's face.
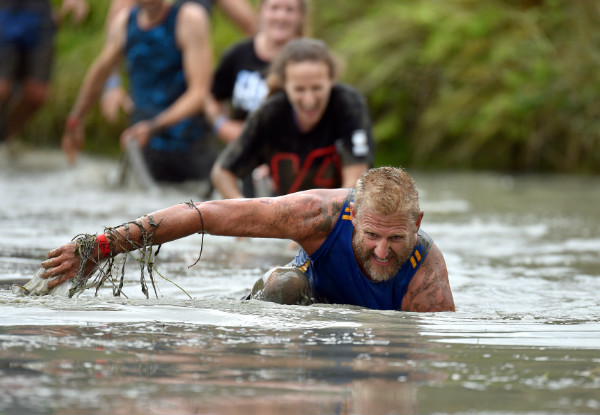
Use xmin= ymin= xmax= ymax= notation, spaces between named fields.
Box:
xmin=260 ymin=0 xmax=304 ymax=44
xmin=284 ymin=60 xmax=334 ymax=132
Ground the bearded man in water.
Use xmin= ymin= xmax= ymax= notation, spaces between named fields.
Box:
xmin=40 ymin=166 xmax=455 ymax=312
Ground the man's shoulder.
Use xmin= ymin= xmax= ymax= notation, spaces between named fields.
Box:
xmin=292 ymin=188 xmax=351 ymax=254
xmin=177 ymin=0 xmax=210 ymax=23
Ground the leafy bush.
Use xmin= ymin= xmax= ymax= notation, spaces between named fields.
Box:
xmin=313 ymin=0 xmax=600 ymax=172
xmin=22 ymin=0 xmax=600 ymax=172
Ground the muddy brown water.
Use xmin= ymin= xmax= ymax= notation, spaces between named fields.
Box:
xmin=1 ymin=150 xmax=599 ymax=414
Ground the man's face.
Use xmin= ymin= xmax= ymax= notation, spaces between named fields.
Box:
xmin=351 ymin=205 xmax=421 ymax=282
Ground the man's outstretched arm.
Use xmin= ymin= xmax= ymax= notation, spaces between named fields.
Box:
xmin=40 ymin=189 xmax=349 ymax=288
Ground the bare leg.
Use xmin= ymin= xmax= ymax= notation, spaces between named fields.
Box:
xmin=0 ymin=79 xmax=11 ymax=142
xmin=4 ymin=79 xmax=49 ymax=140
xmin=250 ymin=266 xmax=312 ymax=305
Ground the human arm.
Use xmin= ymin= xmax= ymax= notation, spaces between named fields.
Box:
xmin=57 ymin=0 xmax=89 ymax=24
xmin=40 ymin=189 xmax=348 ymax=288
xmin=206 ymin=39 xmax=257 ymax=144
xmin=204 ymin=95 xmax=245 ymax=144
xmin=332 ymin=86 xmax=375 ymax=184
xmin=210 ymin=106 xmax=267 ymax=198
xmin=341 ymin=163 xmax=369 ymax=188
xmin=217 ymin=0 xmax=257 ymax=36
xmin=99 ymin=0 xmax=136 ymax=123
xmin=61 ymin=7 xmax=129 ymax=164
xmin=400 ymin=243 xmax=455 ymax=312
xmin=211 ymin=161 xmax=245 ymax=199
xmin=106 ymin=0 xmax=136 ymax=22
xmin=100 ymin=74 xmax=133 ymax=123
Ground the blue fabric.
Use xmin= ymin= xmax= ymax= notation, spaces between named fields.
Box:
xmin=125 ymin=4 xmax=208 ymax=152
xmin=0 ymin=10 xmax=44 ymax=48
xmin=291 ymin=191 xmax=432 ymax=310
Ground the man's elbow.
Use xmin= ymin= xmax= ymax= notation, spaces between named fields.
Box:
xmin=401 ymin=288 xmax=456 ymax=312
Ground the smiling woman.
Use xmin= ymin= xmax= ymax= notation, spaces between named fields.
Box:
xmin=270 ymin=45 xmax=335 ymax=132
xmin=210 ymin=37 xmax=375 ymax=198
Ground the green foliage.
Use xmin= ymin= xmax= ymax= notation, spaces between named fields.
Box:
xmin=20 ymin=0 xmax=600 ymax=172
xmin=314 ymin=0 xmax=600 ymax=172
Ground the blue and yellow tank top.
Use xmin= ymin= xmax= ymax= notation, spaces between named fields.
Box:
xmin=291 ymin=190 xmax=432 ymax=310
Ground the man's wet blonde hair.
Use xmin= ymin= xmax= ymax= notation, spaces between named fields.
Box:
xmin=354 ymin=166 xmax=421 ymax=222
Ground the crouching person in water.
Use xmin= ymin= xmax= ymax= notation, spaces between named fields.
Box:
xmin=40 ymin=166 xmax=455 ymax=312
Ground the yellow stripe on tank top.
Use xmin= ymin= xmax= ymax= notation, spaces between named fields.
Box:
xmin=342 ymin=206 xmax=351 ymax=221
xmin=410 ymin=256 xmax=417 ymax=268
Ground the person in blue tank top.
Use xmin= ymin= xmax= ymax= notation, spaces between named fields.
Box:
xmin=99 ymin=0 xmax=256 ymax=124
xmin=60 ymin=0 xmax=217 ymax=186
xmin=40 ymin=166 xmax=455 ymax=312
xmin=0 ymin=0 xmax=88 ymax=145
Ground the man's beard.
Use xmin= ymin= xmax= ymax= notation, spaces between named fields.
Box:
xmin=353 ymin=239 xmax=413 ymax=282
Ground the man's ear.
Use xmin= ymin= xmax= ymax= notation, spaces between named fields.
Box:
xmin=350 ymin=202 xmax=357 ymax=224
xmin=415 ymin=211 xmax=424 ymax=230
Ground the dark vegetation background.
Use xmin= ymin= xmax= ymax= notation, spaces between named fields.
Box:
xmin=23 ymin=0 xmax=600 ymax=173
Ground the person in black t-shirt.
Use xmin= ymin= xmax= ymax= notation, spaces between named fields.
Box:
xmin=207 ymin=0 xmax=306 ymax=143
xmin=211 ymin=38 xmax=375 ymax=198
xmin=206 ymin=0 xmax=307 ymax=196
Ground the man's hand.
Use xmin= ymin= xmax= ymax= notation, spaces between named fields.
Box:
xmin=58 ymin=0 xmax=89 ymax=24
xmin=61 ymin=116 xmax=84 ymax=165
xmin=40 ymin=242 xmax=83 ymax=289
xmin=120 ymin=119 xmax=154 ymax=149
xmin=101 ymin=86 xmax=133 ymax=123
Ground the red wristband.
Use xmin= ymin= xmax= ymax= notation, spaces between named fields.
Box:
xmin=66 ymin=115 xmax=79 ymax=131
xmin=97 ymin=233 xmax=111 ymax=258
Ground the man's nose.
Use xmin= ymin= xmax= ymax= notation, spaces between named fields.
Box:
xmin=373 ymin=240 xmax=390 ymax=259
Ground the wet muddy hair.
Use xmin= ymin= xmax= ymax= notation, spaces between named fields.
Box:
xmin=266 ymin=38 xmax=339 ymax=95
xmin=354 ymin=166 xmax=421 ymax=222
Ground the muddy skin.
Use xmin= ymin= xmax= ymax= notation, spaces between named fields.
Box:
xmin=250 ymin=266 xmax=313 ymax=305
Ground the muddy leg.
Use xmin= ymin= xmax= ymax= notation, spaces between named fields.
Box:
xmin=250 ymin=266 xmax=312 ymax=305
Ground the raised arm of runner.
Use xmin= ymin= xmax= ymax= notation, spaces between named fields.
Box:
xmin=61 ymin=6 xmax=129 ymax=164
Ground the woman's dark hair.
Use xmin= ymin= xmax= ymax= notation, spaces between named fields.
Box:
xmin=266 ymin=38 xmax=339 ymax=95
